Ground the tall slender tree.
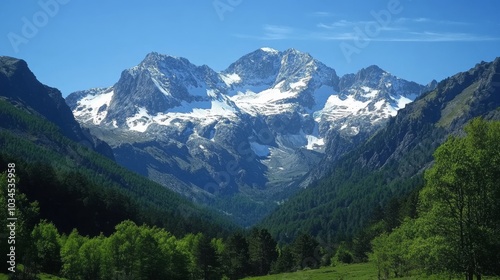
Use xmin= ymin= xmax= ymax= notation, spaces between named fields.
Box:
xmin=60 ymin=229 xmax=85 ymax=279
xmin=224 ymin=232 xmax=250 ymax=280
xmin=194 ymin=233 xmax=220 ymax=280
xmin=248 ymin=228 xmax=278 ymax=275
xmin=291 ymin=233 xmax=320 ymax=269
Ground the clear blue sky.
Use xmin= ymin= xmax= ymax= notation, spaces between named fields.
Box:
xmin=1 ymin=0 xmax=499 ymax=97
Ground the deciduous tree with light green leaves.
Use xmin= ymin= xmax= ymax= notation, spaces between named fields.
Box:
xmin=419 ymin=118 xmax=500 ymax=279
xmin=31 ymin=220 xmax=62 ymax=274
xmin=370 ymin=219 xmax=416 ymax=279
xmin=371 ymin=118 xmax=500 ymax=279
xmin=60 ymin=229 xmax=85 ymax=279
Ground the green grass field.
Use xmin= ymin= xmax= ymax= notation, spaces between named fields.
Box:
xmin=244 ymin=263 xmax=391 ymax=280
xmin=244 ymin=262 xmax=500 ymax=280
xmin=1 ymin=263 xmax=499 ymax=280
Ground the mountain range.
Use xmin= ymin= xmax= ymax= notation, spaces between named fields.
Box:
xmin=66 ymin=47 xmax=434 ymax=226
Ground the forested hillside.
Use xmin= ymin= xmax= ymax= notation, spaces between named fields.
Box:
xmin=0 ymin=96 xmax=246 ymax=278
xmin=0 ymin=98 xmax=235 ymax=237
xmin=261 ymin=58 xmax=500 ymax=243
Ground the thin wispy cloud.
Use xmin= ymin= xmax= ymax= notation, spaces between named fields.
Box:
xmin=318 ymin=17 xmax=470 ymax=31
xmin=312 ymin=30 xmax=499 ymax=42
xmin=314 ymin=15 xmax=498 ymax=42
xmin=235 ymin=15 xmax=499 ymax=43
xmin=234 ymin=24 xmax=297 ymax=40
xmin=263 ymin=24 xmax=294 ymax=40
xmin=309 ymin=11 xmax=334 ymax=17
xmin=380 ymin=32 xmax=500 ymax=42
xmin=317 ymin=20 xmax=404 ymax=31
xmin=317 ymin=20 xmax=363 ymax=29
xmin=396 ymin=17 xmax=471 ymax=26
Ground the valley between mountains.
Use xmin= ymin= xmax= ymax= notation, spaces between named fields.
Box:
xmin=66 ymin=47 xmax=435 ymax=226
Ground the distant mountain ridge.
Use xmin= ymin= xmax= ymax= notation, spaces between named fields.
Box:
xmin=66 ymin=48 xmax=431 ymax=226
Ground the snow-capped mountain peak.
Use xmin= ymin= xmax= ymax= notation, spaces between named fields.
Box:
xmin=70 ymin=51 xmax=243 ymax=132
xmin=222 ymin=48 xmax=283 ymax=91
xmin=260 ymin=47 xmax=279 ymax=54
xmin=317 ymin=65 xmax=427 ymax=135
xmin=222 ymin=48 xmax=339 ymax=115
xmin=66 ymin=48 xmax=430 ymax=224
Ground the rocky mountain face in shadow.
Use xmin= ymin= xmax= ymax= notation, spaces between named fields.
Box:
xmin=0 ymin=56 xmax=114 ymax=159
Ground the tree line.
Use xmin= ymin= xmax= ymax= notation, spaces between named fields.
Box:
xmin=1 ymin=194 xmax=332 ymax=279
xmin=0 ymin=170 xmax=336 ymax=280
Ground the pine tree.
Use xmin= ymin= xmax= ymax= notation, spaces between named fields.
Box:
xmin=224 ymin=232 xmax=250 ymax=279
xmin=291 ymin=233 xmax=320 ymax=269
xmin=248 ymin=228 xmax=278 ymax=275
xmin=194 ymin=234 xmax=219 ymax=280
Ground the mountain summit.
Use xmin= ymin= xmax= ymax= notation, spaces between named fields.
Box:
xmin=66 ymin=48 xmax=428 ymax=226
